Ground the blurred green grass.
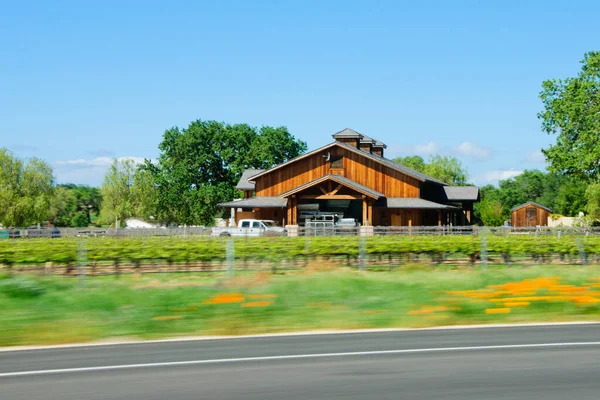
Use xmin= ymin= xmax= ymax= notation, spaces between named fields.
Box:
xmin=1 ymin=265 xmax=600 ymax=347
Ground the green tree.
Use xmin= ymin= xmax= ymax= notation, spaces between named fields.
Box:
xmin=130 ymin=167 xmax=158 ymax=220
xmin=424 ymin=155 xmax=469 ymax=185
xmin=99 ymin=159 xmax=137 ymax=227
xmin=143 ymin=120 xmax=307 ymax=226
xmin=478 ymin=198 xmax=506 ymax=226
xmin=49 ymin=186 xmax=78 ymax=227
xmin=0 ymin=148 xmax=54 ymax=227
xmin=392 ymin=154 xmax=469 ymax=185
xmin=56 ymin=184 xmax=102 ymax=226
xmin=71 ymin=212 xmax=90 ymax=227
xmin=551 ymin=175 xmax=587 ymax=216
xmin=585 ymin=183 xmax=600 ymax=220
xmin=392 ymin=155 xmax=426 ymax=172
xmin=538 ymin=51 xmax=600 ymax=180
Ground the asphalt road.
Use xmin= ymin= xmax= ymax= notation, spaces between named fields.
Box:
xmin=2 ymin=323 xmax=600 ymax=399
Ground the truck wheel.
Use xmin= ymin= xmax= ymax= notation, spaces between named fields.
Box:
xmin=220 ymin=232 xmax=231 ymax=237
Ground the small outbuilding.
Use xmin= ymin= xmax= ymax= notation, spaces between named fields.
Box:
xmin=510 ymin=202 xmax=552 ymax=227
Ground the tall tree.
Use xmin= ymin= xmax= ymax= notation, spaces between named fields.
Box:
xmin=49 ymin=186 xmax=78 ymax=227
xmin=143 ymin=120 xmax=307 ymax=226
xmin=424 ymin=155 xmax=469 ymax=185
xmin=538 ymin=51 xmax=600 ymax=180
xmin=55 ymin=184 xmax=102 ymax=226
xmin=0 ymin=148 xmax=54 ymax=227
xmin=392 ymin=154 xmax=469 ymax=185
xmin=392 ymin=155 xmax=426 ymax=172
xmin=99 ymin=159 xmax=136 ymax=227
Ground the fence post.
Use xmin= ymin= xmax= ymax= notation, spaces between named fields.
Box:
xmin=480 ymin=229 xmax=488 ymax=269
xmin=226 ymin=237 xmax=235 ymax=276
xmin=576 ymin=238 xmax=588 ymax=266
xmin=358 ymin=236 xmax=366 ymax=272
xmin=77 ymin=239 xmax=87 ymax=287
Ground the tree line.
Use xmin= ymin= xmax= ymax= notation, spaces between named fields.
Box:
xmin=1 ymin=50 xmax=598 ymax=228
xmin=0 ymin=121 xmax=307 ymax=228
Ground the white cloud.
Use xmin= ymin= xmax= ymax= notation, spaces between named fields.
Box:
xmin=483 ymin=169 xmax=523 ymax=183
xmin=56 ymin=156 xmax=146 ymax=167
xmin=526 ymin=150 xmax=546 ymax=163
xmin=453 ymin=141 xmax=491 ymax=159
xmin=388 ymin=141 xmax=439 ymax=156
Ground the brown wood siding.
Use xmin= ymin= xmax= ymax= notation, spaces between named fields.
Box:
xmin=255 ymin=146 xmax=421 ymax=198
xmin=511 ymin=205 xmax=549 ymax=227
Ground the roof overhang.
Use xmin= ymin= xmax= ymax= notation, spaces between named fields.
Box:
xmin=383 ymin=198 xmax=460 ymax=210
xmin=279 ymin=174 xmax=384 ymax=199
xmin=443 ymin=186 xmax=480 ymax=201
xmin=510 ymin=201 xmax=552 ymax=213
xmin=218 ymin=197 xmax=288 ymax=209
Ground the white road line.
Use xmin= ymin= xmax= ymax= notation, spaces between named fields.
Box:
xmin=2 ymin=341 xmax=600 ymax=378
xmin=2 ymin=321 xmax=599 ymax=353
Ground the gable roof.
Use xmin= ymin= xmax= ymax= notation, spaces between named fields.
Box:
xmin=236 ymin=169 xmax=265 ymax=190
xmin=510 ymin=201 xmax=552 ymax=213
xmin=443 ymin=186 xmax=479 ymax=201
xmin=248 ymin=141 xmax=447 ymax=185
xmin=278 ymin=174 xmax=384 ymax=199
xmin=332 ymin=128 xmax=363 ymax=138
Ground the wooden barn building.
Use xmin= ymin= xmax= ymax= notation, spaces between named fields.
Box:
xmin=511 ymin=202 xmax=552 ymax=227
xmin=220 ymin=128 xmax=479 ymax=227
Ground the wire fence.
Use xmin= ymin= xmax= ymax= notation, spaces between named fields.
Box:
xmin=3 ymin=225 xmax=600 ymax=240
xmin=2 ymin=231 xmax=599 ymax=277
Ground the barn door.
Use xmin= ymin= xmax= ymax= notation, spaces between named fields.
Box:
xmin=526 ymin=207 xmax=537 ymax=226
xmin=391 ymin=214 xmax=402 ymax=226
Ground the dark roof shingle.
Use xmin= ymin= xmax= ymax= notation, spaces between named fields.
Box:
xmin=443 ymin=186 xmax=479 ymax=201
xmin=385 ymin=198 xmax=459 ymax=209
xmin=236 ymin=169 xmax=265 ymax=190
xmin=219 ymin=197 xmax=288 ymax=208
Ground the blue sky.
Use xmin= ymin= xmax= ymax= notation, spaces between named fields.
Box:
xmin=1 ymin=0 xmax=599 ymax=187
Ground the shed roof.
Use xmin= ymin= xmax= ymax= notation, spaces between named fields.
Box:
xmin=235 ymin=169 xmax=265 ymax=190
xmin=443 ymin=186 xmax=479 ymax=201
xmin=218 ymin=197 xmax=288 ymax=208
xmin=510 ymin=201 xmax=552 ymax=213
xmin=384 ymin=198 xmax=460 ymax=209
xmin=278 ymin=174 xmax=385 ymax=199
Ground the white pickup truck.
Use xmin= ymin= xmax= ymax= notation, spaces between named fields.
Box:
xmin=210 ymin=219 xmax=287 ymax=237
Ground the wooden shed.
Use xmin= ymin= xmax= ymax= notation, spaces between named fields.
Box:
xmin=510 ymin=202 xmax=552 ymax=227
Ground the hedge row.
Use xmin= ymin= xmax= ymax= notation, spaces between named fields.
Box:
xmin=0 ymin=235 xmax=596 ymax=266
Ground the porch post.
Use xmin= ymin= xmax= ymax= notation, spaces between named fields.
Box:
xmin=292 ymin=195 xmax=298 ymax=225
xmin=367 ymin=199 xmax=373 ymax=227
xmin=362 ymin=195 xmax=367 ymax=226
xmin=437 ymin=210 xmax=442 ymax=227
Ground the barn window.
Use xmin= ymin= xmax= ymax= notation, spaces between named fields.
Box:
xmin=330 ymin=155 xmax=343 ymax=168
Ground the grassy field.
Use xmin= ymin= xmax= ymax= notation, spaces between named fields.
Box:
xmin=2 ymin=265 xmax=600 ymax=347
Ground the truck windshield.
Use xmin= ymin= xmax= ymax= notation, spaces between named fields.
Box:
xmin=262 ymin=221 xmax=275 ymax=227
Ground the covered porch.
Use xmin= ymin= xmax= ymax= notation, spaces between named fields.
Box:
xmin=218 ymin=197 xmax=288 ymax=226
xmin=374 ymin=198 xmax=461 ymax=227
xmin=279 ymin=174 xmax=383 ymax=226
